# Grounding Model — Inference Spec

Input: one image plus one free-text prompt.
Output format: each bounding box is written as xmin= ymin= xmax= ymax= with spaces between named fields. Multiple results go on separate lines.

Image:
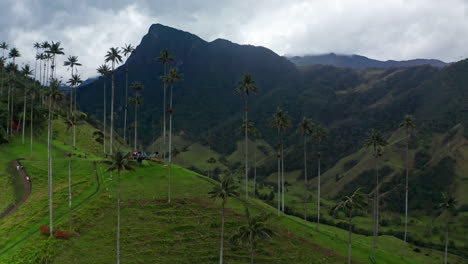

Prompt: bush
xmin=54 ymin=229 xmax=68 ymax=240
xmin=39 ymin=225 xmax=50 ymax=236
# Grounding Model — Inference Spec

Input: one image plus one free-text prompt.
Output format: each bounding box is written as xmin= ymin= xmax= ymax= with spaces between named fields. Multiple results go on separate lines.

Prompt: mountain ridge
xmin=287 ymin=53 xmax=448 ymax=69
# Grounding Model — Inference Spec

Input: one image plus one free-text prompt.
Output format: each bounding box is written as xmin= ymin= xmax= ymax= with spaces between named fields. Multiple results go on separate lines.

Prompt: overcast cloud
xmin=1 ymin=0 xmax=467 ymax=79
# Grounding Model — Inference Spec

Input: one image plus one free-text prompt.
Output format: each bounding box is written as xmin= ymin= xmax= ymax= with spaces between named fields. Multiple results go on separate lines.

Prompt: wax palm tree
xmin=130 ymin=81 xmax=143 ymax=150
xmin=334 ymin=188 xmax=367 ymax=264
xmin=271 ymin=107 xmax=291 ymax=214
xmin=161 ymin=67 xmax=183 ymax=203
xmin=298 ymin=117 xmax=314 ymax=220
xmin=67 ymin=74 xmax=82 ymax=148
xmin=46 ymin=42 xmax=65 ymax=79
xmin=105 ymin=47 xmax=123 ymax=155
xmin=8 ymin=48 xmax=20 ymax=138
xmin=20 ymin=64 xmax=33 ymax=144
xmin=97 ymin=64 xmax=111 ymax=155
xmin=209 ymin=175 xmax=239 ymax=264
xmin=234 ymin=74 xmax=259 ymax=200
xmin=41 ymin=42 xmax=50 ymax=85
xmin=64 ymin=117 xmax=75 ymax=233
xmin=64 ymin=56 xmax=82 ymax=144
xmin=158 ymin=49 xmax=174 ymax=162
xmin=439 ymin=191 xmax=457 ymax=264
xmin=0 ymin=42 xmax=8 ymax=96
xmin=47 ymin=78 xmax=64 ymax=236
xmin=312 ymin=124 xmax=327 ymax=228
xmin=364 ymin=129 xmax=387 ymax=259
xmin=106 ymin=151 xmax=134 ymax=264
xmin=122 ymin=44 xmax=134 ymax=143
xmin=399 ymin=115 xmax=415 ymax=249
xmin=231 ymin=207 xmax=275 ymax=264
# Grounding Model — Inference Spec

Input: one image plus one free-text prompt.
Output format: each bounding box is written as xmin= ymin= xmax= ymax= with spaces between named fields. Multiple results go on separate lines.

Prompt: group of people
xmin=131 ymin=151 xmax=160 ymax=165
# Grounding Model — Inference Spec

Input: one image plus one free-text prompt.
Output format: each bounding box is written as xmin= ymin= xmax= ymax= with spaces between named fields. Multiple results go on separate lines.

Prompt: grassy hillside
xmin=0 ymin=121 xmax=467 ymax=263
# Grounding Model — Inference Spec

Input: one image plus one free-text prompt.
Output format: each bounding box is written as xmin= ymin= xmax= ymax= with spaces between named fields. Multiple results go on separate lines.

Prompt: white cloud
xmin=1 ymin=0 xmax=468 ymax=79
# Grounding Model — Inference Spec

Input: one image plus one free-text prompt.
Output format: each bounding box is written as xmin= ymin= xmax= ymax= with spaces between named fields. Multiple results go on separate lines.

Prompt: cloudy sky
xmin=1 ymin=0 xmax=468 ymax=79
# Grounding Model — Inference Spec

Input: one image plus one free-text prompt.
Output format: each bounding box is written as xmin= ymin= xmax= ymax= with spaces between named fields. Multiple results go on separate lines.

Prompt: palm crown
xmin=271 ymin=107 xmax=291 ymax=131
xmin=234 ymin=74 xmax=258 ymax=97
xmin=67 ymin=74 xmax=83 ymax=87
xmin=64 ymin=55 xmax=82 ymax=69
xmin=122 ymin=44 xmax=135 ymax=57
xmin=298 ymin=117 xmax=314 ymax=136
xmin=105 ymin=47 xmax=123 ymax=68
xmin=158 ymin=49 xmax=174 ymax=65
xmin=106 ymin=151 xmax=134 ymax=173
xmin=8 ymin=48 xmax=20 ymax=60
xmin=365 ymin=129 xmax=387 ymax=156
xmin=209 ymin=175 xmax=239 ymax=204
xmin=21 ymin=64 xmax=33 ymax=77
xmin=97 ymin=64 xmax=111 ymax=76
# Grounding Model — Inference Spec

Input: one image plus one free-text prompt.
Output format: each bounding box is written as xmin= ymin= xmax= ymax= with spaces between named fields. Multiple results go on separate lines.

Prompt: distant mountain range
xmin=286 ymin=53 xmax=448 ymax=69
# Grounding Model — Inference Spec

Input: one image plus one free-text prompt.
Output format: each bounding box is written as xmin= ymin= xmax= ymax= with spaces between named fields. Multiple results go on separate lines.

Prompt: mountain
xmin=287 ymin=53 xmax=448 ymax=69
xmin=77 ymin=23 xmax=467 ymax=183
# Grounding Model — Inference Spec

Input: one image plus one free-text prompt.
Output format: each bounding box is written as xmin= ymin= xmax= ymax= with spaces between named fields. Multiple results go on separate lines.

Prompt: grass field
xmin=0 ymin=120 xmax=467 ymax=263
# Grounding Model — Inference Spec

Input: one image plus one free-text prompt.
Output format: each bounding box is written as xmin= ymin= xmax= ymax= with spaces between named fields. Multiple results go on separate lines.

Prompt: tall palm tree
xmin=232 ymin=207 xmax=275 ymax=264
xmin=271 ymin=107 xmax=291 ymax=214
xmin=64 ymin=117 xmax=75 ymax=233
xmin=0 ymin=42 xmax=8 ymax=96
xmin=161 ymin=67 xmax=183 ymax=203
xmin=67 ymin=74 xmax=82 ymax=148
xmin=439 ymin=191 xmax=457 ymax=264
xmin=130 ymin=82 xmax=143 ymax=150
xmin=106 ymin=151 xmax=134 ymax=264
xmin=64 ymin=55 xmax=82 ymax=147
xmin=312 ymin=124 xmax=327 ymax=228
xmin=105 ymin=47 xmax=123 ymax=155
xmin=31 ymin=42 xmax=41 ymax=155
xmin=334 ymin=188 xmax=367 ymax=264
xmin=122 ymin=44 xmax=134 ymax=143
xmin=21 ymin=64 xmax=33 ymax=144
xmin=47 ymin=78 xmax=64 ymax=236
xmin=41 ymin=42 xmax=50 ymax=85
xmin=158 ymin=49 xmax=174 ymax=162
xmin=234 ymin=74 xmax=259 ymax=200
xmin=8 ymin=48 xmax=20 ymax=138
xmin=252 ymin=128 xmax=261 ymax=198
xmin=399 ymin=115 xmax=415 ymax=249
xmin=209 ymin=175 xmax=239 ymax=264
xmin=46 ymin=42 xmax=65 ymax=80
xmin=97 ymin=64 xmax=111 ymax=155
xmin=365 ymin=129 xmax=387 ymax=259
xmin=297 ymin=117 xmax=314 ymax=220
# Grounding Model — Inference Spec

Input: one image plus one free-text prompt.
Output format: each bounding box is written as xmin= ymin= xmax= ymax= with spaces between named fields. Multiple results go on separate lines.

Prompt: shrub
xmin=54 ymin=229 xmax=68 ymax=240
xmin=39 ymin=225 xmax=50 ymax=236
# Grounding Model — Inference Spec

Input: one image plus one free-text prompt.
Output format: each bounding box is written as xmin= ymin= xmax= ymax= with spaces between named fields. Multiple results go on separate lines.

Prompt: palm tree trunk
xmin=317 ymin=140 xmax=321 ymax=228
xmin=168 ymin=85 xmax=174 ymax=203
xmin=73 ymin=86 xmax=77 ymax=148
xmin=10 ymin=84 xmax=14 ymax=138
xmin=444 ymin=220 xmax=449 ymax=264
xmin=250 ymin=243 xmax=254 ymax=264
xmin=124 ymin=67 xmax=128 ymax=143
xmin=403 ymin=131 xmax=409 ymax=247
xmin=22 ymin=80 xmax=27 ymax=144
xmin=48 ymin=96 xmax=54 ymax=236
xmin=219 ymin=201 xmax=225 ymax=264
xmin=30 ymin=89 xmax=34 ymax=157
xmin=103 ymin=81 xmax=107 ymax=155
xmin=134 ymin=102 xmax=137 ymax=150
xmin=68 ymin=128 xmax=73 ymax=233
xmin=253 ymin=138 xmax=257 ymax=198
xmin=277 ymin=128 xmax=281 ymax=215
xmin=348 ymin=213 xmax=353 ymax=264
xmin=162 ymin=65 xmax=167 ymax=163
xmin=117 ymin=170 xmax=121 ymax=264
xmin=244 ymin=97 xmax=248 ymax=199
xmin=371 ymin=155 xmax=379 ymax=259
xmin=304 ymin=136 xmax=307 ymax=221
xmin=281 ymin=137 xmax=285 ymax=212
xmin=110 ymin=64 xmax=115 ymax=155
xmin=6 ymin=82 xmax=10 ymax=137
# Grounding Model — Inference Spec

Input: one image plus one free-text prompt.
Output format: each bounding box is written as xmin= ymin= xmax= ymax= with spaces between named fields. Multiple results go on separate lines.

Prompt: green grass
xmin=0 ymin=121 xmax=467 ymax=263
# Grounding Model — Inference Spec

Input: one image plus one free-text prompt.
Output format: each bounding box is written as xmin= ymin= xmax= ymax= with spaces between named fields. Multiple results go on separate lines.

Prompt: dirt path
xmin=0 ymin=159 xmax=32 ymax=219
